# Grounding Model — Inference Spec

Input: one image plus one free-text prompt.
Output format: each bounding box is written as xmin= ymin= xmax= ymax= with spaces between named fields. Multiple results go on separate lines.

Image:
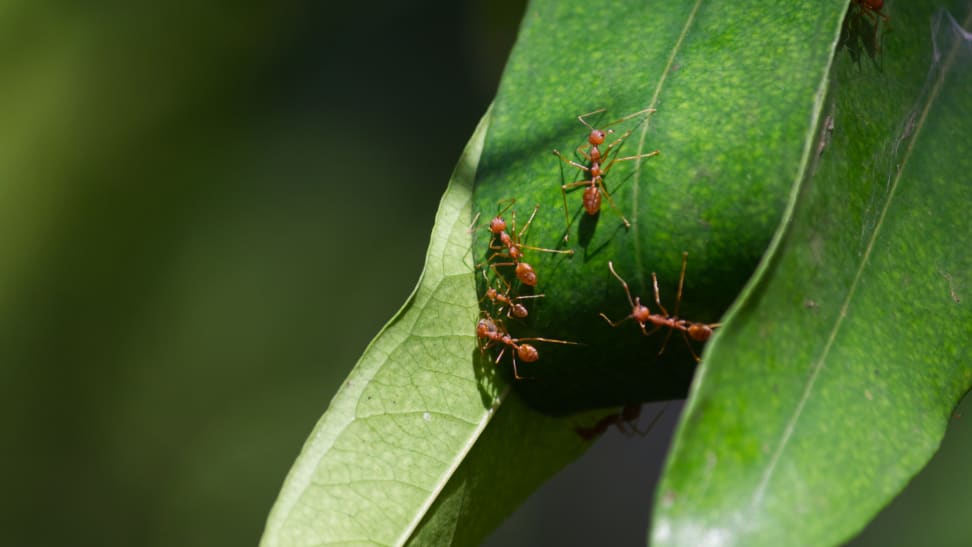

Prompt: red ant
xmin=575 ymin=403 xmax=668 ymax=440
xmin=479 ymin=270 xmax=544 ymax=319
xmin=599 ymin=252 xmax=720 ymax=361
xmin=553 ymin=108 xmax=659 ymax=240
xmin=475 ymin=200 xmax=572 ymax=287
xmin=476 ymin=314 xmax=578 ymax=379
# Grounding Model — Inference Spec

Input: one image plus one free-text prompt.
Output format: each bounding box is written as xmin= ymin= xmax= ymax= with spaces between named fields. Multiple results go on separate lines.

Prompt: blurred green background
xmin=4 ymin=2 xmax=970 ymax=546
xmin=0 ymin=1 xmax=522 ymax=545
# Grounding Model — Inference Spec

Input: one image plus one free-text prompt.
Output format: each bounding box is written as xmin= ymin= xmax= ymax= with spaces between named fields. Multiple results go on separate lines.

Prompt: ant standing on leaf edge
xmin=470 ymin=199 xmax=578 ymax=381
xmin=475 ymin=312 xmax=580 ymax=381
xmin=471 ymin=198 xmax=573 ymax=289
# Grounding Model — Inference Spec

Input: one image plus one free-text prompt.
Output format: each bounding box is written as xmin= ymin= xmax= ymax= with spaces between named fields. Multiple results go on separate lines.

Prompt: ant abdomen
xmin=517 ymin=344 xmax=539 ymax=363
xmin=515 ymin=263 xmax=537 ymax=286
xmin=687 ymin=324 xmax=713 ymax=342
xmin=582 ymin=186 xmax=601 ymax=215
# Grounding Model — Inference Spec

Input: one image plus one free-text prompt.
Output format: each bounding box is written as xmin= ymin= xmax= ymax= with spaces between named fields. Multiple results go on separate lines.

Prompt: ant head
xmin=476 ymin=318 xmax=497 ymax=339
xmin=687 ymin=323 xmax=713 ymax=342
xmin=516 ymin=262 xmax=537 ymax=286
xmin=589 ymin=129 xmax=607 ymax=145
xmin=517 ymin=343 xmax=539 ymax=363
xmin=632 ymin=304 xmax=652 ymax=324
xmin=489 ymin=216 xmax=506 ymax=234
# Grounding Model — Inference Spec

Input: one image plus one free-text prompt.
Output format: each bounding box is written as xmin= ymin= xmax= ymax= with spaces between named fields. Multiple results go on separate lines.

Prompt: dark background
xmin=1 ymin=1 xmax=522 ymax=545
xmin=3 ymin=1 xmax=969 ymax=546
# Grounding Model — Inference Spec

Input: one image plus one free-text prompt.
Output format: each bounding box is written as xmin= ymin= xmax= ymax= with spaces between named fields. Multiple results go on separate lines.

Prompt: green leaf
xmin=472 ymin=0 xmax=849 ymax=413
xmin=266 ymin=0 xmax=971 ymax=545
xmin=849 ymin=393 xmax=972 ymax=546
xmin=260 ymin=109 xmax=609 ymax=547
xmin=260 ymin=114 xmax=492 ymax=546
xmin=654 ymin=3 xmax=972 ymax=546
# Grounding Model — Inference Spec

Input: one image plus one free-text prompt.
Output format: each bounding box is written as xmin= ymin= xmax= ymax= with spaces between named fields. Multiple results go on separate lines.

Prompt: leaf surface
xmin=472 ymin=0 xmax=846 ymax=413
xmin=261 ymin=115 xmax=496 ymax=546
xmin=654 ymin=4 xmax=972 ymax=546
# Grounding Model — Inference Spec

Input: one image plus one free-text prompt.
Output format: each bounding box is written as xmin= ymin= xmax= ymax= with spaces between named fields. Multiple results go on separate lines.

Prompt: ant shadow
xmin=576 ymin=213 xmax=628 ymax=262
xmin=838 ymin=6 xmax=887 ymax=70
xmin=471 ymin=346 xmax=506 ymax=409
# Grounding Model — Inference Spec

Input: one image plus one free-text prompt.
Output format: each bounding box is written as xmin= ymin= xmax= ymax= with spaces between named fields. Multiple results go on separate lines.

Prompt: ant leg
xmin=515 ymin=337 xmax=581 ymax=347
xmin=515 ymin=204 xmax=540 ymax=238
xmin=601 ymin=109 xmax=656 ymax=155
xmin=601 ymin=150 xmax=660 ymax=175
xmin=553 ymin=149 xmax=592 ymax=174
xmin=515 ymin=205 xmax=574 ymax=256
xmin=603 ymin=107 xmax=656 ymax=129
xmin=520 ymin=243 xmax=574 ymax=256
xmin=576 ymin=108 xmax=607 ymax=129
xmin=510 ymin=351 xmax=523 ymax=380
xmin=561 ymin=184 xmax=574 ymax=242
xmin=482 ymin=250 xmax=512 ymax=265
xmin=650 ymin=272 xmax=671 ymax=317
xmin=493 ymin=344 xmax=507 ymax=365
xmin=485 ymin=261 xmax=516 ymax=278
xmin=681 ymin=331 xmax=702 ymax=362
xmin=657 ymin=328 xmax=675 ymax=357
xmin=599 ymin=312 xmax=632 ymax=328
xmin=467 ymin=212 xmax=482 ymax=234
xmin=595 ymin=177 xmax=631 ymax=228
xmin=643 ymin=322 xmax=663 ymax=338
xmin=495 ymin=197 xmax=517 ymax=217
xmin=607 ymin=261 xmax=638 ymax=310
xmin=602 ymin=127 xmax=636 ymax=156
xmin=574 ymin=142 xmax=594 ymax=162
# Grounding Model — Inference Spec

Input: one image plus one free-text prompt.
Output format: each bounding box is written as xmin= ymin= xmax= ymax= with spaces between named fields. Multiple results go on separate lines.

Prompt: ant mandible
xmin=476 ymin=314 xmax=578 ymax=380
xmin=553 ymin=108 xmax=659 ymax=241
xmin=599 ymin=252 xmax=720 ymax=361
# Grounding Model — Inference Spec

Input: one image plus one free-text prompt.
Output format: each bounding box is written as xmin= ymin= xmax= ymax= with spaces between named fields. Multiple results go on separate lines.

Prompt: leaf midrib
xmin=630 ymin=0 xmax=705 ymax=285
